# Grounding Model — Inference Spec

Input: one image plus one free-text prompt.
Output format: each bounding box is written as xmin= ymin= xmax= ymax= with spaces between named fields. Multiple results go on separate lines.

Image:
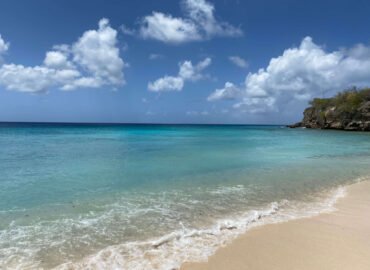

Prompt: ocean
xmin=1 ymin=123 xmax=370 ymax=269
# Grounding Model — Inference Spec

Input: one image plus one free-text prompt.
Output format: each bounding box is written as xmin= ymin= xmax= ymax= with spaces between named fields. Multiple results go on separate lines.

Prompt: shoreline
xmin=181 ymin=180 xmax=370 ymax=270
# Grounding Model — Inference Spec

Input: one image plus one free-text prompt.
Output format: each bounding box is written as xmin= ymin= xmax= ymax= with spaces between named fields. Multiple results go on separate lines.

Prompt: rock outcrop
xmin=289 ymin=88 xmax=370 ymax=131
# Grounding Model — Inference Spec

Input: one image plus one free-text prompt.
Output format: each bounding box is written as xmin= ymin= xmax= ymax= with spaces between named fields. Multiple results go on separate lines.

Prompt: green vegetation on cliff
xmin=290 ymin=87 xmax=370 ymax=131
xmin=310 ymin=88 xmax=370 ymax=114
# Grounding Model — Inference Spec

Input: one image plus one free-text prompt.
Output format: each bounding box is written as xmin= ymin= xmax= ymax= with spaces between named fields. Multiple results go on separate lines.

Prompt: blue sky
xmin=0 ymin=0 xmax=369 ymax=124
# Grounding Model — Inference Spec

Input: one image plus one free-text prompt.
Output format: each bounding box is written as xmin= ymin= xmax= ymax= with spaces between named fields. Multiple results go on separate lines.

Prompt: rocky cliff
xmin=289 ymin=88 xmax=370 ymax=131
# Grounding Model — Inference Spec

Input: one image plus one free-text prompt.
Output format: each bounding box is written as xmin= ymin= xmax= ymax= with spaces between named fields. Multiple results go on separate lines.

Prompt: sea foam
xmin=52 ymin=186 xmax=347 ymax=270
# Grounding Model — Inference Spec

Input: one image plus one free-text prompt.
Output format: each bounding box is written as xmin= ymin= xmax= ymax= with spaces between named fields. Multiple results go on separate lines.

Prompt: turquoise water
xmin=1 ymin=124 xmax=370 ymax=269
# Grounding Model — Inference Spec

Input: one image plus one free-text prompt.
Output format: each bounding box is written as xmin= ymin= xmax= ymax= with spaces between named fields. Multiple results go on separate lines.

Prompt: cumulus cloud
xmin=148 ymin=57 xmax=211 ymax=92
xmin=0 ymin=34 xmax=9 ymax=62
xmin=207 ymin=82 xmax=242 ymax=101
xmin=140 ymin=12 xmax=201 ymax=44
xmin=70 ymin=18 xmax=124 ymax=89
xmin=178 ymin=57 xmax=211 ymax=80
xmin=138 ymin=0 xmax=242 ymax=44
xmin=0 ymin=64 xmax=80 ymax=93
xmin=229 ymin=56 xmax=248 ymax=68
xmin=233 ymin=96 xmax=277 ymax=114
xmin=44 ymin=50 xmax=74 ymax=69
xmin=148 ymin=76 xmax=184 ymax=92
xmin=0 ymin=18 xmax=125 ymax=93
xmin=0 ymin=35 xmax=9 ymax=52
xmin=209 ymin=37 xmax=370 ymax=113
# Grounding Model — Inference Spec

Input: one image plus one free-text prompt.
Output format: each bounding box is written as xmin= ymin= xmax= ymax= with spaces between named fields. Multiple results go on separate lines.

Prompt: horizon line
xmin=0 ymin=121 xmax=286 ymax=126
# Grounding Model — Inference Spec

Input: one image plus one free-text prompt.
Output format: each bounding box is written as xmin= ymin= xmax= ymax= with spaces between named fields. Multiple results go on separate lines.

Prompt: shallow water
xmin=1 ymin=124 xmax=370 ymax=269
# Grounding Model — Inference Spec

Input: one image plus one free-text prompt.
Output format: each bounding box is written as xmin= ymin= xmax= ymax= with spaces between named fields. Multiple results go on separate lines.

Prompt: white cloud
xmin=0 ymin=34 xmax=9 ymax=54
xmin=140 ymin=12 xmax=201 ymax=44
xmin=71 ymin=18 xmax=124 ymax=87
xmin=0 ymin=34 xmax=9 ymax=63
xmin=184 ymin=0 xmax=242 ymax=37
xmin=233 ymin=96 xmax=277 ymax=114
xmin=138 ymin=0 xmax=242 ymax=44
xmin=0 ymin=64 xmax=80 ymax=93
xmin=0 ymin=18 xmax=125 ymax=93
xmin=44 ymin=50 xmax=74 ymax=69
xmin=178 ymin=57 xmax=211 ymax=80
xmin=207 ymin=82 xmax=242 ymax=101
xmin=229 ymin=56 xmax=248 ymax=68
xmin=209 ymin=37 xmax=370 ymax=113
xmin=148 ymin=76 xmax=184 ymax=92
xmin=148 ymin=57 xmax=211 ymax=92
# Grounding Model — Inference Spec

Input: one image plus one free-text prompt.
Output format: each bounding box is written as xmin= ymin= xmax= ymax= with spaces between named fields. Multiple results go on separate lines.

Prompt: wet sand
xmin=182 ymin=180 xmax=370 ymax=270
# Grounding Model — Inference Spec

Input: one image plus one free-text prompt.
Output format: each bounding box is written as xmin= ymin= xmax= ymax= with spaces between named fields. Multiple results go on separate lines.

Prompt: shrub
xmin=309 ymin=87 xmax=370 ymax=114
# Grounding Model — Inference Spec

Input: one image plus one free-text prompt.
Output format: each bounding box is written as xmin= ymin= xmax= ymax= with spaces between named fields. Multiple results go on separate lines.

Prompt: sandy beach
xmin=182 ymin=180 xmax=370 ymax=270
